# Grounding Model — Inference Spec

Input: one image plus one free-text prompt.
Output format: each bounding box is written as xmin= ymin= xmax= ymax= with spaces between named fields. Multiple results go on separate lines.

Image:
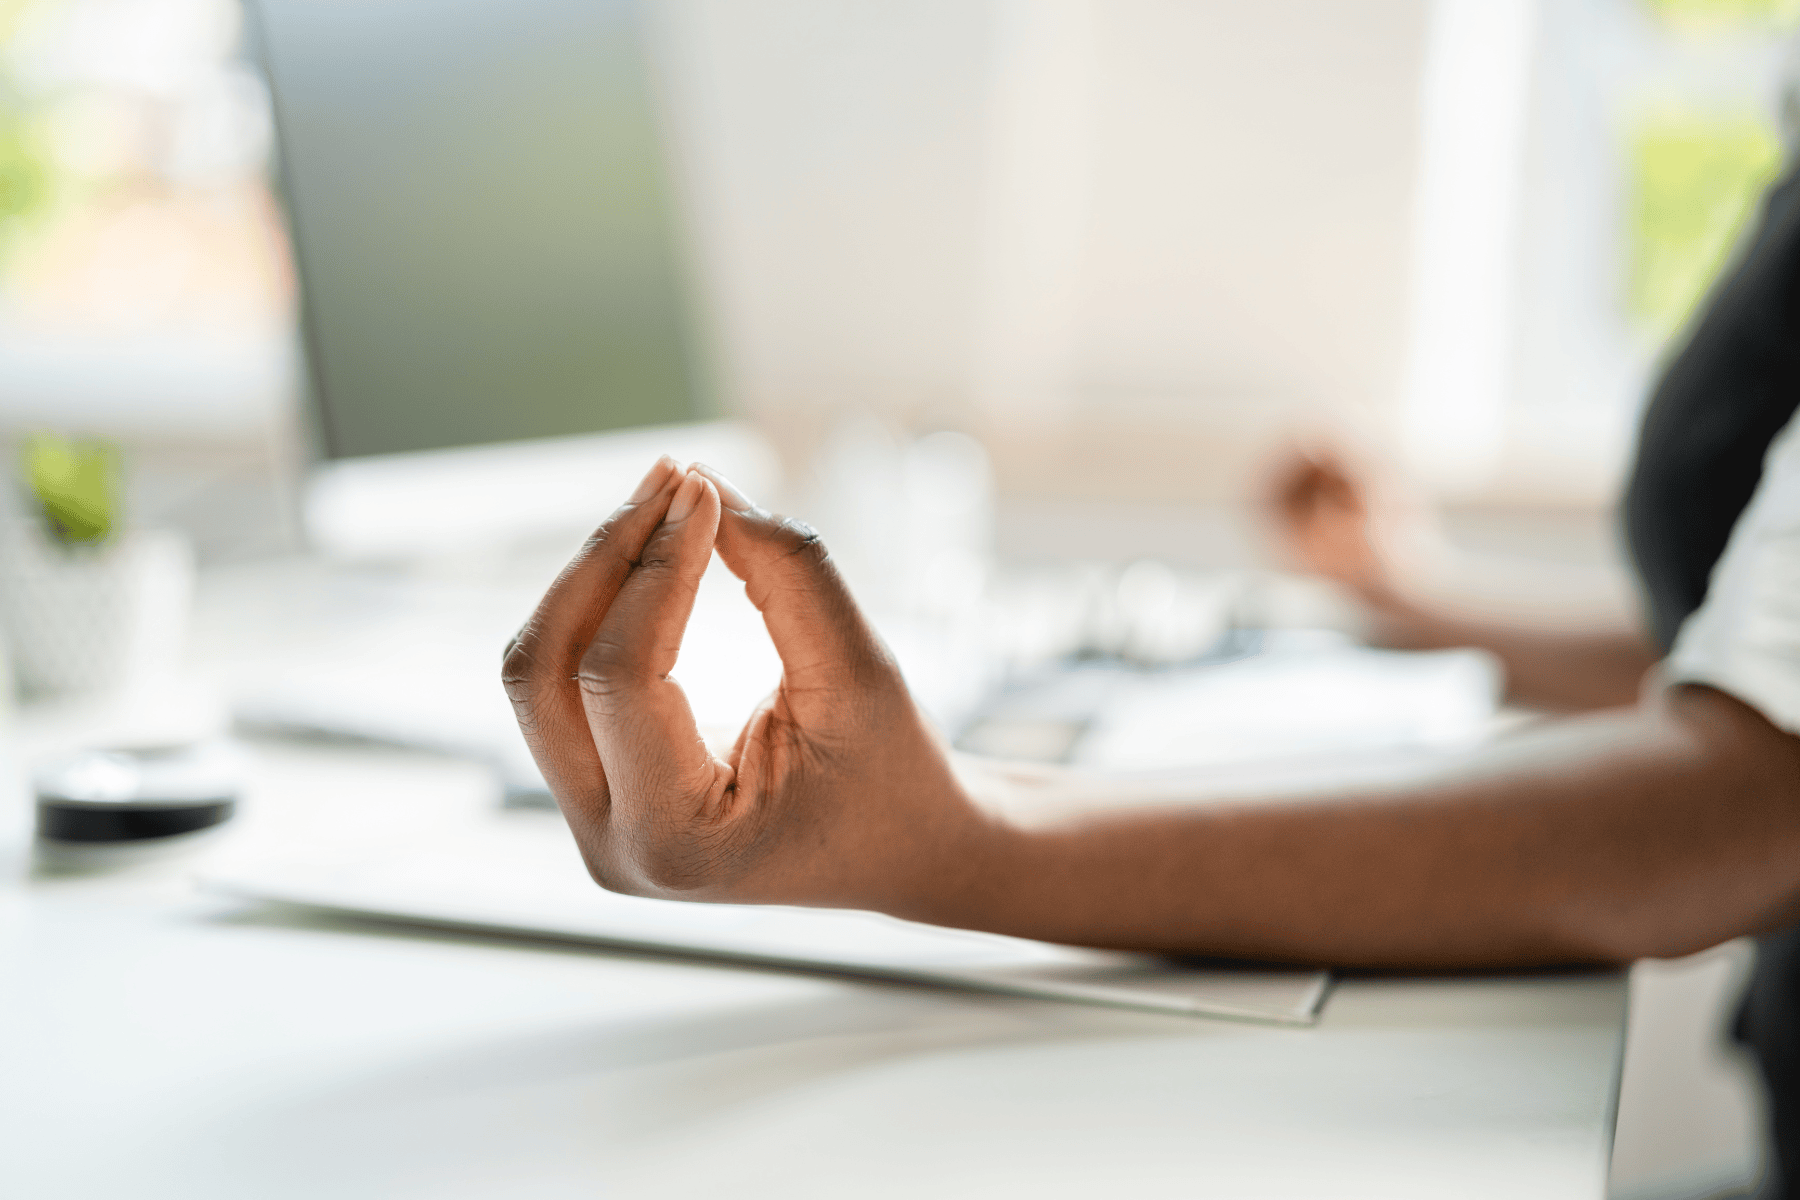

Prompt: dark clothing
xmin=1625 ymin=166 xmax=1800 ymax=651
xmin=1623 ymin=163 xmax=1800 ymax=1198
xmin=1743 ymin=927 xmax=1800 ymax=1200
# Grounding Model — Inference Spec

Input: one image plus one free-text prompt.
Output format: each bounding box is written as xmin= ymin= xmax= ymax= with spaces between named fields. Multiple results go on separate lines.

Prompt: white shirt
xmin=1667 ymin=409 xmax=1800 ymax=733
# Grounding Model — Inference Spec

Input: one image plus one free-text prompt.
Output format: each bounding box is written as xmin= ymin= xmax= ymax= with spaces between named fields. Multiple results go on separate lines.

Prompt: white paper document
xmin=201 ymin=818 xmax=1329 ymax=1026
xmin=1076 ymin=642 xmax=1501 ymax=772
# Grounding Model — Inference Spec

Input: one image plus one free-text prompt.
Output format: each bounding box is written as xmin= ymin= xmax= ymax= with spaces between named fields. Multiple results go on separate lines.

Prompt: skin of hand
xmin=507 ymin=458 xmax=1800 ymax=969
xmin=1266 ymin=444 xmax=1659 ymax=711
xmin=1266 ymin=446 xmax=1395 ymax=601
xmin=501 ymin=457 xmax=1007 ymax=917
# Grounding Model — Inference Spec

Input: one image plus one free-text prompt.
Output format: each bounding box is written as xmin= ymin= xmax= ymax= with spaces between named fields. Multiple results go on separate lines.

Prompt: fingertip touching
xmin=629 ymin=455 xmax=680 ymax=505
xmin=629 ymin=467 xmax=720 ymax=590
xmin=576 ymin=470 xmax=721 ymax=728
xmin=692 ymin=462 xmax=760 ymax=515
xmin=682 ymin=466 xmax=879 ymax=688
xmin=664 ymin=466 xmax=713 ymax=525
xmin=503 ymin=454 xmax=686 ymax=686
xmin=679 ymin=465 xmax=832 ymax=587
xmin=688 ymin=462 xmax=796 ymax=573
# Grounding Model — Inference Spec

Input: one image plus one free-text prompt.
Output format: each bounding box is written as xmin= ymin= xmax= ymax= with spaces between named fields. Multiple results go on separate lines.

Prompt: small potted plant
xmin=0 ymin=434 xmax=192 ymax=699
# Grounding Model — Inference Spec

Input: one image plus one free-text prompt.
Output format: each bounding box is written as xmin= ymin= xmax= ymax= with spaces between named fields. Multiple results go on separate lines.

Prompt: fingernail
xmin=694 ymin=462 xmax=754 ymax=512
xmin=665 ymin=468 xmax=707 ymax=522
xmin=629 ymin=456 xmax=676 ymax=504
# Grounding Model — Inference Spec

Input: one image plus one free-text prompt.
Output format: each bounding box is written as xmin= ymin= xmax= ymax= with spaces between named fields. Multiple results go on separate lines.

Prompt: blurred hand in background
xmin=1266 ymin=445 xmax=1400 ymax=604
xmin=1264 ymin=439 xmax=1658 ymax=713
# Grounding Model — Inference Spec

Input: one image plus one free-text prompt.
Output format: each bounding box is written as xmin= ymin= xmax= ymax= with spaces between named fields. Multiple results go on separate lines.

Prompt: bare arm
xmin=507 ymin=462 xmax=1800 ymax=972
xmin=1359 ymin=587 xmax=1659 ymax=713
xmin=942 ymin=682 xmax=1800 ymax=967
xmin=1268 ymin=449 xmax=1659 ymax=711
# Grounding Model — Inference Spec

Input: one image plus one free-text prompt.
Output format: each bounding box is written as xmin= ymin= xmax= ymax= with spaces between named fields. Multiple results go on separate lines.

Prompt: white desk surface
xmin=1 ymin=558 xmax=1626 ymax=1197
xmin=1 ymin=736 xmax=1627 ymax=1200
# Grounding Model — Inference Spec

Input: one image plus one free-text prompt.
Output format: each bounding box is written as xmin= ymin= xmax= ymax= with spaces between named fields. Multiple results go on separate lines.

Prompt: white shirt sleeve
xmin=1667 ymin=410 xmax=1800 ymax=735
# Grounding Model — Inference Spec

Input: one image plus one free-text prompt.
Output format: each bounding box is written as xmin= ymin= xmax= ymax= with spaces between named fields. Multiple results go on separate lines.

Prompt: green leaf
xmin=22 ymin=433 xmax=120 ymax=546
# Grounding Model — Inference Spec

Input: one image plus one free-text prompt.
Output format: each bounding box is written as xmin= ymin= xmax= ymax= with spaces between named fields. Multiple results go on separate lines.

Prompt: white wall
xmin=656 ymin=0 xmax=1435 ymax=501
xmin=1072 ymin=1 xmax=1426 ymax=420
xmin=653 ymin=0 xmax=998 ymax=422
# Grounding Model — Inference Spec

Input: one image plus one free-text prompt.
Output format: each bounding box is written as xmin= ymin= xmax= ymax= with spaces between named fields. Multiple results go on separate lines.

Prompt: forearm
xmin=1363 ymin=587 xmax=1659 ymax=712
xmin=934 ymin=686 xmax=1800 ymax=968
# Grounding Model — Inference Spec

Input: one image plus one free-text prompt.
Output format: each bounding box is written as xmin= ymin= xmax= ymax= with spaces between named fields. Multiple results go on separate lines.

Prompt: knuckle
xmin=633 ymin=522 xmax=687 ymax=573
xmin=501 ymin=630 xmax=545 ymax=694
xmin=774 ymin=518 xmax=829 ymax=567
xmin=575 ymin=635 xmax=647 ymax=701
xmin=582 ymin=511 xmax=628 ymax=552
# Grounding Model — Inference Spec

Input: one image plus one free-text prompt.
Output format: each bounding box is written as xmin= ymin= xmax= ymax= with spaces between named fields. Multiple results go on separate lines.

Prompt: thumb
xmin=691 ymin=463 xmax=898 ymax=692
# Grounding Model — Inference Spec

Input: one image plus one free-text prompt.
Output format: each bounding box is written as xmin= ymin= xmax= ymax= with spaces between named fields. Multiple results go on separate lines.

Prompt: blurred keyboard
xmin=211 ymin=557 xmax=1502 ymax=806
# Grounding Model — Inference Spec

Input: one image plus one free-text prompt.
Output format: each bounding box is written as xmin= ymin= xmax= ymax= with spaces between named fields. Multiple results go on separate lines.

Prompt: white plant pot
xmin=0 ymin=523 xmax=194 ymax=700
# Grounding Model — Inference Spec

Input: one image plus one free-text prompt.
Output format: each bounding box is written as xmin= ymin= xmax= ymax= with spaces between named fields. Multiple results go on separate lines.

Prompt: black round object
xmin=36 ymin=798 xmax=236 ymax=843
xmin=33 ymin=744 xmax=242 ymax=845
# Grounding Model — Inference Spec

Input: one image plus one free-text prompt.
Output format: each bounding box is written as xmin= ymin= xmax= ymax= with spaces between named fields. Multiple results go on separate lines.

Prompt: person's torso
xmin=1622 ymin=161 xmax=1800 ymax=1200
xmin=1625 ymin=167 xmax=1800 ymax=649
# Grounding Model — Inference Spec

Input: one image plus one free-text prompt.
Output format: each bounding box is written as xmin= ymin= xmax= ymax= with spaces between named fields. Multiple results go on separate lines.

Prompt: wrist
xmin=885 ymin=799 xmax=1036 ymax=934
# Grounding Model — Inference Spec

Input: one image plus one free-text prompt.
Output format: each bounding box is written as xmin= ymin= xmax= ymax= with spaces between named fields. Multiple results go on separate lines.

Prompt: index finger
xmin=501 ymin=456 xmax=684 ymax=812
xmin=579 ymin=469 xmax=728 ymax=843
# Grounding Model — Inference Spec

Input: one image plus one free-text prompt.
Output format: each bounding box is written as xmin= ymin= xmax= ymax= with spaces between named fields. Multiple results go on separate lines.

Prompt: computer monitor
xmin=250 ymin=0 xmax=770 ymax=558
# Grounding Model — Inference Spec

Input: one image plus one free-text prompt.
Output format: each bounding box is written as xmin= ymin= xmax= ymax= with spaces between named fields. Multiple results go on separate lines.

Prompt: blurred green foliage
xmin=0 ymin=114 xmax=46 ymax=225
xmin=1644 ymin=0 xmax=1800 ymax=25
xmin=1628 ymin=114 xmax=1783 ymax=338
xmin=0 ymin=0 xmax=50 ymax=259
xmin=23 ymin=433 xmax=121 ymax=546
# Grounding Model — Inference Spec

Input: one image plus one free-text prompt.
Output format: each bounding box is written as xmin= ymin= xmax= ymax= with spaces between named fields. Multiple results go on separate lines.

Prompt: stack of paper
xmin=202 ymin=816 xmax=1329 ymax=1025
